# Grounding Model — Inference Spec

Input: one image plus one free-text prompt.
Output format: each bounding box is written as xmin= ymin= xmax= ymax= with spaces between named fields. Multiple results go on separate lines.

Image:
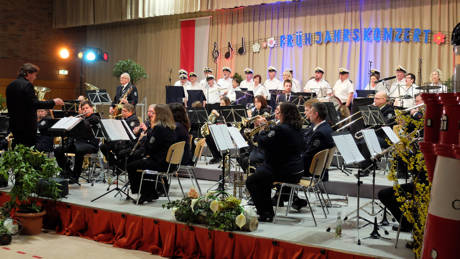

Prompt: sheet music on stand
xmin=332 ymin=132 xmax=365 ymax=165
xmin=227 ymin=126 xmax=249 ymax=149
xmin=50 ymin=117 xmax=83 ymax=132
xmin=361 ymin=129 xmax=382 ymax=158
xmin=100 ymin=119 xmax=133 ymax=141
xmin=209 ymin=124 xmax=234 ymax=152
xmin=87 ymin=90 xmax=112 ymax=105
xmin=381 ymin=126 xmax=400 ymax=144
xmin=121 ymin=120 xmax=136 ymax=140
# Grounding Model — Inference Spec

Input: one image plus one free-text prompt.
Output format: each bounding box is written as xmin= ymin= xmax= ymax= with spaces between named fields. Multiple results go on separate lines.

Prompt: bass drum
xmin=319 ymin=95 xmax=350 ymax=119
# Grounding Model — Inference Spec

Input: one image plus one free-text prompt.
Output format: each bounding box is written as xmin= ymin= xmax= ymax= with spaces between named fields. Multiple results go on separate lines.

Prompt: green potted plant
xmin=112 ymin=59 xmax=147 ymax=84
xmin=0 ymin=145 xmax=62 ymax=235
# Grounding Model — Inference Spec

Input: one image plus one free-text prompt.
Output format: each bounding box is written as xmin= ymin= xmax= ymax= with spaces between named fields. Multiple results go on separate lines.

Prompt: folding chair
xmin=179 ymin=138 xmax=206 ymax=195
xmin=137 ymin=141 xmax=185 ymax=204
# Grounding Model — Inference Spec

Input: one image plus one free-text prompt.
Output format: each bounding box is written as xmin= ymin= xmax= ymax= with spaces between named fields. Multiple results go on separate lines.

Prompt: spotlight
xmin=77 ymin=51 xmax=83 ymax=59
xmin=85 ymin=51 xmax=96 ymax=62
xmin=59 ymin=48 xmax=70 ymax=59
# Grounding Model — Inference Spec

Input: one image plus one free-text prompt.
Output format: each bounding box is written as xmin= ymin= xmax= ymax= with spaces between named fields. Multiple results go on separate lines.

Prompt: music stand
xmin=235 ymin=91 xmax=254 ymax=106
xmin=218 ymin=105 xmax=247 ymax=124
xmin=87 ymin=89 xmax=112 ymax=105
xmin=187 ymin=107 xmax=208 ymax=125
xmin=359 ymin=106 xmax=385 ymax=127
xmin=91 ymin=119 xmax=135 ymax=202
xmin=290 ymin=92 xmax=316 ymax=106
xmin=356 ymin=90 xmax=376 ymax=98
xmin=323 ymin=102 xmax=340 ymax=126
xmin=165 ymin=85 xmax=185 ymax=104
xmin=187 ymin=90 xmax=206 ymax=107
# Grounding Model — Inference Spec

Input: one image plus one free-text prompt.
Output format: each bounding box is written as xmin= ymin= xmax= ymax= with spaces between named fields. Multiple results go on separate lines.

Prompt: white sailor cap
xmin=314 ymin=66 xmax=325 ymax=73
xmin=203 ymin=67 xmax=213 ymax=73
xmin=178 ymin=69 xmax=188 ymax=75
xmin=222 ymin=66 xmax=232 ymax=73
xmin=206 ymin=75 xmax=215 ymax=80
xmin=179 ymin=74 xmax=188 ymax=79
xmin=267 ymin=66 xmax=277 ymax=72
xmin=244 ymin=67 xmax=254 ymax=74
xmin=370 ymin=68 xmax=381 ymax=75
xmin=338 ymin=67 xmax=350 ymax=74
xmin=395 ymin=65 xmax=406 ymax=73
xmin=189 ymin=72 xmax=197 ymax=77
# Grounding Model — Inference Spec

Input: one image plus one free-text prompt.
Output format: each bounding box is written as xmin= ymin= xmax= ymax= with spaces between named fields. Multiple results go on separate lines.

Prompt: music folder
xmin=332 ymin=132 xmax=365 ymax=165
xmin=361 ymin=129 xmax=382 ymax=158
xmin=381 ymin=126 xmax=400 ymax=144
xmin=100 ymin=119 xmax=134 ymax=142
xmin=49 ymin=117 xmax=83 ymax=133
xmin=228 ymin=126 xmax=249 ymax=149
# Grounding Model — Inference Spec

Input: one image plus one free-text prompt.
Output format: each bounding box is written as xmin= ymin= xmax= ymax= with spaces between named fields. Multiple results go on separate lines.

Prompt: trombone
xmin=333 ymin=111 xmax=363 ymax=132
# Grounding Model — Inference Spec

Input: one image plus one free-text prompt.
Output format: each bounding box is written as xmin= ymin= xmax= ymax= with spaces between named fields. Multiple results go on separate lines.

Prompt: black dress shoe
xmin=135 ymin=195 xmax=155 ymax=205
xmin=258 ymin=212 xmax=274 ymax=222
xmin=291 ymin=197 xmax=308 ymax=211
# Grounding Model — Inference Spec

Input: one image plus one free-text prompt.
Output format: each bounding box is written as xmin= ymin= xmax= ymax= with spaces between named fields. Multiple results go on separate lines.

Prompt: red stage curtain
xmin=0 ymin=192 xmax=375 ymax=259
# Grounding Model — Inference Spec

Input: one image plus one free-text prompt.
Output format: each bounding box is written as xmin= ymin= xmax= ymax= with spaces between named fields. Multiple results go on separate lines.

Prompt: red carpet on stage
xmin=0 ymin=192 xmax=373 ymax=259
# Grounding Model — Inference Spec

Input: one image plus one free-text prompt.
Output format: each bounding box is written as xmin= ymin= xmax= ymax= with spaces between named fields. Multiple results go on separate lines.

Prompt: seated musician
xmin=100 ymin=103 xmax=140 ymax=170
xmin=127 ymin=104 xmax=177 ymax=204
xmin=36 ymin=109 xmax=54 ymax=152
xmin=302 ymin=102 xmax=334 ymax=181
xmin=169 ymin=103 xmax=192 ymax=165
xmin=54 ymin=101 xmax=101 ymax=184
xmin=249 ymin=95 xmax=271 ymax=118
xmin=373 ymin=91 xmax=395 ymax=148
xmin=246 ymin=102 xmax=304 ymax=222
xmin=276 ymin=79 xmax=293 ymax=103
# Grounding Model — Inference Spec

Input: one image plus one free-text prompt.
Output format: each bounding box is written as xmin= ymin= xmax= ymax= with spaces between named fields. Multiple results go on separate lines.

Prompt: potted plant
xmin=112 ymin=59 xmax=147 ymax=85
xmin=0 ymin=144 xmax=62 ymax=235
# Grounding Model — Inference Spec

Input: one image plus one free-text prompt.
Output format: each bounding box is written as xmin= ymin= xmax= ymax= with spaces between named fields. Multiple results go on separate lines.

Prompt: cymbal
xmin=416 ymin=85 xmax=441 ymax=90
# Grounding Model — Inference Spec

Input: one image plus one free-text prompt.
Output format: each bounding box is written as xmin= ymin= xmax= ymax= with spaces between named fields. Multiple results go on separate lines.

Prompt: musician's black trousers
xmin=127 ymin=158 xmax=163 ymax=197
xmin=378 ymin=183 xmax=413 ymax=230
xmin=246 ymin=165 xmax=302 ymax=216
xmin=205 ymin=135 xmax=222 ymax=160
xmin=54 ymin=140 xmax=98 ymax=179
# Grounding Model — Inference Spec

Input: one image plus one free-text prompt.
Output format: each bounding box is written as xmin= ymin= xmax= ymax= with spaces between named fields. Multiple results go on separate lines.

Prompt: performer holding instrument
xmin=54 ymin=101 xmax=101 ymax=184
xmin=110 ymin=73 xmax=138 ymax=117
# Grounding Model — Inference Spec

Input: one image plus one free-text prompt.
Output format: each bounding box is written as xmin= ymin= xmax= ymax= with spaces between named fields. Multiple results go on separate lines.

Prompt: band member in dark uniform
xmin=127 ymin=104 xmax=176 ymax=204
xmin=374 ymin=91 xmax=395 ymax=125
xmin=250 ymin=95 xmax=272 ymax=117
xmin=36 ymin=109 xmax=55 ymax=152
xmin=54 ymin=101 xmax=100 ymax=184
xmin=302 ymin=102 xmax=335 ymax=180
xmin=100 ymin=103 xmax=140 ymax=170
xmin=6 ymin=63 xmax=64 ymax=147
xmin=246 ymin=102 xmax=305 ymax=222
xmin=276 ymin=80 xmax=294 ymax=104
xmin=169 ymin=103 xmax=192 ymax=165
xmin=110 ymin=72 xmax=138 ymax=116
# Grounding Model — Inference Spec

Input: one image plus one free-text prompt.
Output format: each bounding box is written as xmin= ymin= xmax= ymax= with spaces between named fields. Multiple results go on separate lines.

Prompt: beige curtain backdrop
xmin=53 ymin=0 xmax=289 ymax=28
xmin=83 ymin=0 xmax=459 ymax=106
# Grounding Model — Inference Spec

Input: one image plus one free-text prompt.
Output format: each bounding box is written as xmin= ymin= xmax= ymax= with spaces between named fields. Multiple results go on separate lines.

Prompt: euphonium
xmin=34 ymin=86 xmax=51 ymax=101
xmin=200 ymin=110 xmax=219 ymax=137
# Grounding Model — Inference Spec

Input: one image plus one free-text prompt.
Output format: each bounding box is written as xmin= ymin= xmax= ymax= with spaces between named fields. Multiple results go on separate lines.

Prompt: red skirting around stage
xmin=0 ymin=192 xmax=373 ymax=259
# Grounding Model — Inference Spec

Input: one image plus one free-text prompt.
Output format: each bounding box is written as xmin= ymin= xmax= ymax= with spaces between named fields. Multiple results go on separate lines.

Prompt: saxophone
xmin=200 ymin=110 xmax=219 ymax=137
xmin=111 ymin=86 xmax=133 ymax=118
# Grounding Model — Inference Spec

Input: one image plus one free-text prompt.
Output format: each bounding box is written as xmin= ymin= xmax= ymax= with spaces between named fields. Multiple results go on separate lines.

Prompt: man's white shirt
xmin=304 ymin=78 xmax=331 ymax=98
xmin=333 ymin=79 xmax=354 ymax=103
xmin=240 ymin=79 xmax=254 ymax=91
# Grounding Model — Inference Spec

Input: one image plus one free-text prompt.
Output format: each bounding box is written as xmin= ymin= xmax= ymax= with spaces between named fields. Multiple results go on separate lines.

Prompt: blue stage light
xmin=84 ymin=51 xmax=96 ymax=61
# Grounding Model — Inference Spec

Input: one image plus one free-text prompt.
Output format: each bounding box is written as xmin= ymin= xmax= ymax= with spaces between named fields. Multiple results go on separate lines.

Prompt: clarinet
xmin=129 ymin=130 xmax=147 ymax=156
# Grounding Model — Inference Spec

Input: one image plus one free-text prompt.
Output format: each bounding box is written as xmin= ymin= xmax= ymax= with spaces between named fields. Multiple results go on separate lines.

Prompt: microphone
xmin=168 ymin=69 xmax=172 ymax=85
xmin=376 ymin=76 xmax=396 ymax=83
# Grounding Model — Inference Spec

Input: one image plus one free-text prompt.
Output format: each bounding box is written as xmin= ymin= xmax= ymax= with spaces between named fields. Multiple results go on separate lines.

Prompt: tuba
xmin=34 ymin=86 xmax=51 ymax=100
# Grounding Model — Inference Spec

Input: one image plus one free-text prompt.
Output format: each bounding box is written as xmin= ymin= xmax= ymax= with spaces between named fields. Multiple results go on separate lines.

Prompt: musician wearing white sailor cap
xmin=240 ymin=67 xmax=255 ymax=91
xmin=217 ymin=67 xmax=234 ymax=101
xmin=389 ymin=65 xmax=407 ymax=98
xmin=304 ymin=66 xmax=331 ymax=98
xmin=204 ymin=75 xmax=221 ymax=107
xmin=332 ymin=68 xmax=354 ymax=109
xmin=174 ymin=73 xmax=191 ymax=106
xmin=264 ymin=66 xmax=282 ymax=91
xmin=188 ymin=72 xmax=201 ymax=89
xmin=200 ymin=67 xmax=213 ymax=89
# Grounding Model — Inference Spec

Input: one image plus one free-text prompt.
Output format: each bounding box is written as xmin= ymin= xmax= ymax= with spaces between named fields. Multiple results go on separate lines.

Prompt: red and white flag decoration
xmin=180 ymin=17 xmax=210 ymax=76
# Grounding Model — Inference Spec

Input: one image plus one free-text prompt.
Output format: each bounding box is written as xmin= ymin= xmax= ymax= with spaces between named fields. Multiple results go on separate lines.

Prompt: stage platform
xmin=1 ymin=170 xmax=413 ymax=259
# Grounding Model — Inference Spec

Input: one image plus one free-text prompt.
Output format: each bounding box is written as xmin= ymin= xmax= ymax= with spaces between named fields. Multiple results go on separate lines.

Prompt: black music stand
xmin=290 ymin=92 xmax=316 ymax=106
xmin=188 ymin=107 xmax=208 ymax=125
xmin=165 ymin=85 xmax=185 ymax=104
xmin=359 ymin=106 xmax=385 ymax=127
xmin=356 ymin=90 xmax=376 ymax=98
xmin=219 ymin=105 xmax=247 ymax=124
xmin=235 ymin=91 xmax=254 ymax=107
xmin=87 ymin=90 xmax=112 ymax=105
xmin=91 ymin=119 xmax=135 ymax=202
xmin=323 ymin=102 xmax=340 ymax=126
xmin=187 ymin=90 xmax=206 ymax=107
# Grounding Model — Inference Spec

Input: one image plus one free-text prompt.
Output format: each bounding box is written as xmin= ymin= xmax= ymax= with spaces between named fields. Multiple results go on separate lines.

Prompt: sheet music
xmin=332 ymin=134 xmax=365 ymax=165
xmin=100 ymin=119 xmax=130 ymax=141
xmin=228 ymin=126 xmax=249 ymax=149
xmin=381 ymin=126 xmax=400 ymax=144
xmin=361 ymin=129 xmax=382 ymax=157
xmin=209 ymin=124 xmax=235 ymax=152
xmin=50 ymin=117 xmax=82 ymax=131
xmin=121 ymin=120 xmax=136 ymax=140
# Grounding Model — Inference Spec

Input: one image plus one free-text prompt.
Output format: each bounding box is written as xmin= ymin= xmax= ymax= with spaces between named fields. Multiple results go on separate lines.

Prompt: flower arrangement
xmin=388 ymin=110 xmax=430 ymax=258
xmin=163 ymin=189 xmax=258 ymax=232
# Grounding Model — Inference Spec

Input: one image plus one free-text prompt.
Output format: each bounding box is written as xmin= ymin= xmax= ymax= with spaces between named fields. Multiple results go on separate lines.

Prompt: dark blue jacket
xmin=303 ymin=121 xmax=334 ymax=175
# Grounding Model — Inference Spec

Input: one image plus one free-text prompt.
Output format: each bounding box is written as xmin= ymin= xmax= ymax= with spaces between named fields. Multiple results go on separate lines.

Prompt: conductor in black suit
xmin=110 ymin=72 xmax=138 ymax=116
xmin=6 ymin=63 xmax=64 ymax=147
xmin=302 ymin=102 xmax=335 ymax=181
